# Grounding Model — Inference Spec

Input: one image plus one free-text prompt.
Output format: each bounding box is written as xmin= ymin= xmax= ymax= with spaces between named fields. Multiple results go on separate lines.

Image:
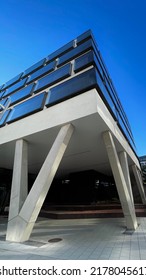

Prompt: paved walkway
xmin=0 ymin=216 xmax=146 ymax=259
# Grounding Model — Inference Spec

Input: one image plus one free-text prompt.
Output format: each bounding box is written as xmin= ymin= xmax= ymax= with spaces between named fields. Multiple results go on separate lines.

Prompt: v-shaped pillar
xmin=132 ymin=164 xmax=146 ymax=205
xmin=6 ymin=123 xmax=74 ymax=242
xmin=103 ymin=131 xmax=138 ymax=230
xmin=119 ymin=151 xmax=134 ymax=206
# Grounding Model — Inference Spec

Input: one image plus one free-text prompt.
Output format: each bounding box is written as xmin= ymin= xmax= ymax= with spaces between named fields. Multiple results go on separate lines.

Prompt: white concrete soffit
xmin=0 ymin=88 xmax=139 ymax=168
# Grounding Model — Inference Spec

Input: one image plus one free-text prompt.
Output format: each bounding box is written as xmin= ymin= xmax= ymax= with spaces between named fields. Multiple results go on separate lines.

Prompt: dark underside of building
xmin=0 ymin=167 xmax=119 ymax=214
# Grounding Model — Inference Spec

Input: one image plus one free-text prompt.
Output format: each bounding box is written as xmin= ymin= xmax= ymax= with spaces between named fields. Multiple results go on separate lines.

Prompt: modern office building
xmin=139 ymin=155 xmax=146 ymax=166
xmin=0 ymin=30 xmax=145 ymax=242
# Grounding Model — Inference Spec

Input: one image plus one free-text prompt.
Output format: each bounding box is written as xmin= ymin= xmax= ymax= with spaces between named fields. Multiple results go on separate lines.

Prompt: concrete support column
xmin=8 ymin=139 xmax=28 ymax=221
xmin=103 ymin=131 xmax=138 ymax=230
xmin=6 ymin=123 xmax=74 ymax=242
xmin=132 ymin=164 xmax=146 ymax=205
xmin=119 ymin=151 xmax=134 ymax=206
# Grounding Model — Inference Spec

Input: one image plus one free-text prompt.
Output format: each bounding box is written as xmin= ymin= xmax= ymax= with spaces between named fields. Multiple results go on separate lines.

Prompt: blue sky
xmin=0 ymin=0 xmax=146 ymax=156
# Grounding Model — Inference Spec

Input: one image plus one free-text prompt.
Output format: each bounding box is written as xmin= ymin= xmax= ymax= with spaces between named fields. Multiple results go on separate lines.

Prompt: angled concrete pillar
xmin=119 ymin=151 xmax=134 ymax=206
xmin=6 ymin=123 xmax=74 ymax=242
xmin=103 ymin=131 xmax=138 ymax=230
xmin=132 ymin=164 xmax=146 ymax=205
xmin=8 ymin=139 xmax=28 ymax=221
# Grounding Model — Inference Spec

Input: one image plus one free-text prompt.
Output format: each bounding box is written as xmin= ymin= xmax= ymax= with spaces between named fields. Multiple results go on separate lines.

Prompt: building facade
xmin=0 ymin=30 xmax=145 ymax=242
xmin=139 ymin=155 xmax=146 ymax=166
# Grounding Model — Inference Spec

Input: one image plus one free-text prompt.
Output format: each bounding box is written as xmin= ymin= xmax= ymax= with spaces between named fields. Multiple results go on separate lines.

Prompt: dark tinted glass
xmin=118 ymin=109 xmax=133 ymax=140
xmin=117 ymin=112 xmax=135 ymax=148
xmin=3 ymin=73 xmax=23 ymax=90
xmin=7 ymin=92 xmax=47 ymax=124
xmin=58 ymin=39 xmax=94 ymax=67
xmin=34 ymin=63 xmax=71 ymax=93
xmin=46 ymin=68 xmax=97 ymax=107
xmin=0 ymin=98 xmax=10 ymax=111
xmin=103 ymin=71 xmax=133 ymax=136
xmin=77 ymin=30 xmax=92 ymax=45
xmin=0 ymin=110 xmax=11 ymax=127
xmin=27 ymin=61 xmax=56 ymax=84
xmin=0 ymin=97 xmax=11 ymax=112
xmin=95 ymin=70 xmax=117 ymax=119
xmin=2 ymin=78 xmax=28 ymax=97
xmin=22 ymin=58 xmax=46 ymax=77
xmin=48 ymin=40 xmax=74 ymax=61
xmin=0 ymin=90 xmax=6 ymax=99
xmin=74 ymin=51 xmax=94 ymax=73
xmin=0 ymin=84 xmax=4 ymax=90
xmin=10 ymin=83 xmax=35 ymax=105
xmin=0 ymin=99 xmax=7 ymax=111
xmin=94 ymin=53 xmax=104 ymax=78
xmin=95 ymin=70 xmax=135 ymax=147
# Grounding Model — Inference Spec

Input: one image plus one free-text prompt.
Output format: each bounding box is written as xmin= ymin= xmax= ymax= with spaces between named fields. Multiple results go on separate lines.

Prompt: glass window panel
xmin=2 ymin=73 xmax=23 ymax=90
xmin=0 ymin=110 xmax=11 ymax=127
xmin=34 ymin=63 xmax=71 ymax=93
xmin=95 ymin=71 xmax=117 ymax=119
xmin=100 ymin=73 xmax=135 ymax=147
xmin=74 ymin=50 xmax=103 ymax=79
xmin=97 ymin=70 xmax=135 ymax=148
xmin=0 ymin=99 xmax=7 ymax=111
xmin=0 ymin=84 xmax=4 ymax=90
xmin=7 ymin=92 xmax=47 ymax=124
xmin=96 ymin=50 xmax=110 ymax=82
xmin=10 ymin=83 xmax=35 ymax=105
xmin=0 ymin=90 xmax=6 ymax=100
xmin=77 ymin=30 xmax=92 ymax=45
xmin=58 ymin=39 xmax=94 ymax=67
xmin=27 ymin=61 xmax=56 ymax=84
xmin=74 ymin=51 xmax=94 ymax=73
xmin=2 ymin=78 xmax=28 ymax=97
xmin=46 ymin=68 xmax=97 ymax=106
xmin=48 ymin=40 xmax=74 ymax=61
xmin=117 ymin=111 xmax=135 ymax=149
xmin=117 ymin=109 xmax=134 ymax=141
xmin=94 ymin=53 xmax=104 ymax=78
xmin=22 ymin=58 xmax=46 ymax=77
xmin=103 ymin=75 xmax=134 ymax=141
xmin=103 ymin=76 xmax=117 ymax=106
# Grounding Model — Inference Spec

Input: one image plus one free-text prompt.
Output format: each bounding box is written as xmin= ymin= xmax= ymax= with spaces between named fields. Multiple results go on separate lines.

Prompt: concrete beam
xmin=103 ymin=131 xmax=138 ymax=230
xmin=6 ymin=123 xmax=74 ymax=242
xmin=132 ymin=164 xmax=146 ymax=205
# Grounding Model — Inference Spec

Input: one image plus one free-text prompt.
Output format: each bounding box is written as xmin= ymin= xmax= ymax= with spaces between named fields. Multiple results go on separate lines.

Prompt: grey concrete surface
xmin=0 ymin=216 xmax=146 ymax=260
